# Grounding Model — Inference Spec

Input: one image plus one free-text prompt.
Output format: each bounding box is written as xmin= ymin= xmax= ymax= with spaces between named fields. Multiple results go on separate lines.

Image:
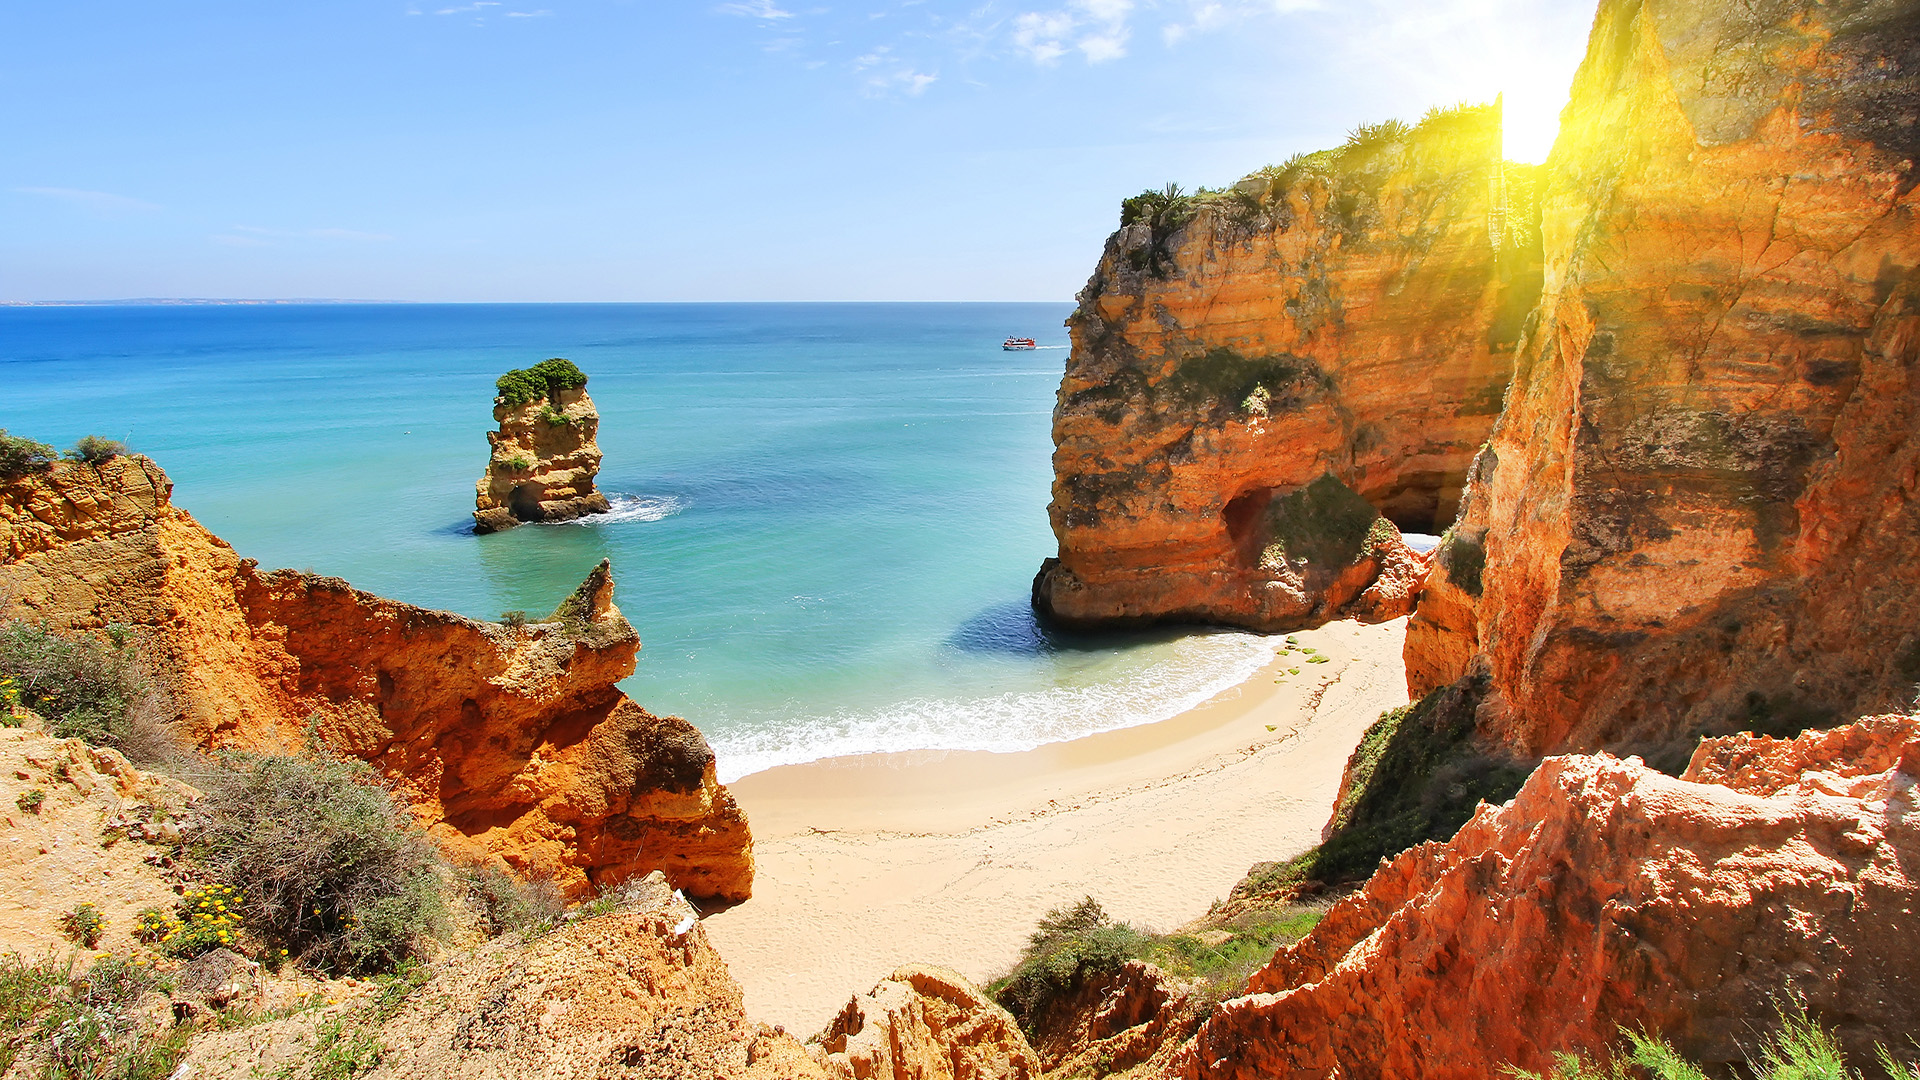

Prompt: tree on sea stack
xmin=473 ymin=358 xmax=612 ymax=533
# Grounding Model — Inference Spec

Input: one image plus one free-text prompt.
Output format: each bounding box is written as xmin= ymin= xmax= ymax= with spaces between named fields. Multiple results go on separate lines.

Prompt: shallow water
xmin=2 ymin=303 xmax=1280 ymax=780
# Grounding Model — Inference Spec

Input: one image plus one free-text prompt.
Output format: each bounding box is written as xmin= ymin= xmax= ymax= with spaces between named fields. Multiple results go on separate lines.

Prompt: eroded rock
xmin=1163 ymin=715 xmax=1920 ymax=1079
xmin=474 ymin=360 xmax=611 ymax=533
xmin=1405 ymin=0 xmax=1920 ymax=758
xmin=0 ymin=459 xmax=752 ymax=903
xmin=1035 ymin=104 xmax=1530 ymax=631
xmin=809 ymin=965 xmax=1040 ymax=1080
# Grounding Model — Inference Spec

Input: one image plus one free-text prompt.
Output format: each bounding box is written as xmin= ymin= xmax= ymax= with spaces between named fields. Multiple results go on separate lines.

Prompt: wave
xmin=569 ymin=493 xmax=686 ymax=525
xmin=708 ymin=632 xmax=1281 ymax=782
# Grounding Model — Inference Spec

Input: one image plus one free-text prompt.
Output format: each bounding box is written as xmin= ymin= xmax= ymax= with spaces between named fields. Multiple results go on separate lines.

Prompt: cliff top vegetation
xmin=1112 ymin=101 xmax=1526 ymax=278
xmin=494 ymin=357 xmax=589 ymax=407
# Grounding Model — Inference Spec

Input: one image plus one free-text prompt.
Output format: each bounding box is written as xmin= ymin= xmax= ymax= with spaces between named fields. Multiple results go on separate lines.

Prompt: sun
xmin=1502 ymin=92 xmax=1567 ymax=165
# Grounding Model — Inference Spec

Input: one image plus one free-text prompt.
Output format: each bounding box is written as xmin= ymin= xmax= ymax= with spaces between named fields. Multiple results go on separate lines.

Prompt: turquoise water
xmin=1 ymin=304 xmax=1278 ymax=780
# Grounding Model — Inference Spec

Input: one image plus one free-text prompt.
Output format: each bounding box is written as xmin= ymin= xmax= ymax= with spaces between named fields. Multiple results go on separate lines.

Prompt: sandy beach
xmin=702 ymin=615 xmax=1413 ymax=1033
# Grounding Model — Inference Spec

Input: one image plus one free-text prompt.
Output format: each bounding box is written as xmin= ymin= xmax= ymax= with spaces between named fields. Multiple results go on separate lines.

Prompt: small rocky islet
xmin=473 ymin=357 xmax=611 ymax=534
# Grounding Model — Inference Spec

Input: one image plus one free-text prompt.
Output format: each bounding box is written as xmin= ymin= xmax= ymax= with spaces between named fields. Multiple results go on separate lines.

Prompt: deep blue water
xmin=1 ymin=303 xmax=1278 ymax=779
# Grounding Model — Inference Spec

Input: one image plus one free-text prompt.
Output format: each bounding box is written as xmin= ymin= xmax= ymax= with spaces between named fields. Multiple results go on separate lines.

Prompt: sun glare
xmin=1502 ymin=93 xmax=1566 ymax=164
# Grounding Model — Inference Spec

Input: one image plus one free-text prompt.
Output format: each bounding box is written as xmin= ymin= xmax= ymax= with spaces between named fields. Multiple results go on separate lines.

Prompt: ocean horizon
xmin=2 ymin=302 xmax=1282 ymax=781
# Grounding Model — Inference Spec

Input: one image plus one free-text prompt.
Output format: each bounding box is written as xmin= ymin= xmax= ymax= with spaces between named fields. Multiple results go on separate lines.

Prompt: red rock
xmin=1406 ymin=0 xmax=1920 ymax=756
xmin=1035 ymin=105 xmax=1531 ymax=631
xmin=1164 ymin=714 xmax=1920 ymax=1079
xmin=0 ymin=457 xmax=752 ymax=903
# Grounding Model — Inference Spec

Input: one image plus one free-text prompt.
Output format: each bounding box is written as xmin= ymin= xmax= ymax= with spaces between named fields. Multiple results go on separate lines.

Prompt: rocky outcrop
xmin=1159 ymin=715 xmax=1920 ymax=1079
xmin=174 ymin=873 xmax=826 ymax=1080
xmin=809 ymin=965 xmax=1041 ymax=1080
xmin=1406 ymin=0 xmax=1920 ymax=757
xmin=474 ymin=359 xmax=611 ymax=534
xmin=0 ymin=457 xmax=752 ymax=903
xmin=1021 ymin=961 xmax=1202 ymax=1080
xmin=1035 ymin=103 xmax=1536 ymax=631
xmin=0 ymin=726 xmax=201 ymax=957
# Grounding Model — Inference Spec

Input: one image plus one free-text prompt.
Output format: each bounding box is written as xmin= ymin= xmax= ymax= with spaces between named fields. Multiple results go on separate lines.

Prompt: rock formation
xmin=1034 ymin=102 xmax=1537 ymax=631
xmin=174 ymin=873 xmax=828 ymax=1080
xmin=809 ymin=965 xmax=1042 ymax=1080
xmin=1405 ymin=0 xmax=1920 ymax=757
xmin=0 ymin=456 xmax=752 ymax=903
xmin=474 ymin=358 xmax=611 ymax=534
xmin=1152 ymin=714 xmax=1920 ymax=1079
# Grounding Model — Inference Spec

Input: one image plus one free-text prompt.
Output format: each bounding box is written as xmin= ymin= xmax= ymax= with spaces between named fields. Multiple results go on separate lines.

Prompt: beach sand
xmin=701 ymin=616 xmax=1413 ymax=1034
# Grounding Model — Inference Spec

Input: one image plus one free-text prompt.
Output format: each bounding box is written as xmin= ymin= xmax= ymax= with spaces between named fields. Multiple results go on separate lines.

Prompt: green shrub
xmin=0 ymin=431 xmax=55 ymax=477
xmin=1508 ymin=1001 xmax=1920 ymax=1080
xmin=991 ymin=896 xmax=1326 ymax=1042
xmin=992 ymin=898 xmax=1146 ymax=1036
xmin=499 ymin=610 xmax=530 ymax=628
xmin=494 ymin=358 xmax=589 ymax=407
xmin=27 ymin=954 xmax=192 ymax=1080
xmin=460 ymin=865 xmax=565 ymax=939
xmin=15 ymin=789 xmax=42 ymax=814
xmin=187 ymin=751 xmax=449 ymax=975
xmin=0 ymin=621 xmax=145 ymax=749
xmin=66 ymin=435 xmax=128 ymax=464
xmin=536 ymin=404 xmax=574 ymax=427
xmin=58 ymin=903 xmax=105 ymax=949
xmin=1231 ymin=676 xmax=1531 ymax=905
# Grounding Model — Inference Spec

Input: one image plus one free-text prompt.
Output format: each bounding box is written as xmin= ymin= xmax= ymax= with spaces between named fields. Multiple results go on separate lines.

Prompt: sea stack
xmin=473 ymin=357 xmax=612 ymax=533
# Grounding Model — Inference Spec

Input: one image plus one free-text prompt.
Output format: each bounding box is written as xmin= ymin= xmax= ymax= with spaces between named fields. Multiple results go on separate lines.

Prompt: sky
xmin=1 ymin=1 xmax=1597 ymax=302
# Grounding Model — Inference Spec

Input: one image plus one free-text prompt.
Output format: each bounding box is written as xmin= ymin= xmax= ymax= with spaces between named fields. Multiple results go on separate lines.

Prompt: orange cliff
xmin=1406 ymin=0 xmax=1920 ymax=759
xmin=474 ymin=358 xmax=612 ymax=534
xmin=1160 ymin=715 xmax=1920 ymax=1079
xmin=0 ymin=454 xmax=751 ymax=903
xmin=1034 ymin=103 xmax=1540 ymax=631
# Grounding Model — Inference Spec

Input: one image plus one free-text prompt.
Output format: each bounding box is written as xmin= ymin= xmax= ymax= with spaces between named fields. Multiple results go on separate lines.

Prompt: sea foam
xmin=708 ymin=631 xmax=1281 ymax=782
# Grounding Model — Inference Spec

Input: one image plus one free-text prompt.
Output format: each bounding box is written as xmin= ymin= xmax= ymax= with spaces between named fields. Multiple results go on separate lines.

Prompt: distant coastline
xmin=0 ymin=297 xmax=404 ymax=306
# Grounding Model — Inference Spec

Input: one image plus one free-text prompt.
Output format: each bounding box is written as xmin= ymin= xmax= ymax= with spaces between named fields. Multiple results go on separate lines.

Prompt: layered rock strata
xmin=1035 ymin=103 xmax=1537 ymax=630
xmin=1406 ymin=0 xmax=1920 ymax=756
xmin=0 ymin=456 xmax=752 ymax=903
xmin=1161 ymin=715 xmax=1920 ymax=1078
xmin=474 ymin=359 xmax=611 ymax=533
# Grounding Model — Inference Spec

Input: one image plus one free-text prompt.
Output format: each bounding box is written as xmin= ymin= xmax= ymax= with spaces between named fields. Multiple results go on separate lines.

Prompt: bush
xmin=495 ymin=358 xmax=589 ymax=407
xmin=187 ymin=751 xmax=449 ymax=975
xmin=0 ymin=621 xmax=145 ymax=749
xmin=460 ymin=864 xmax=566 ymax=939
xmin=992 ymin=898 xmax=1146 ymax=1036
xmin=3 ymin=953 xmax=194 ymax=1080
xmin=0 ymin=431 xmax=56 ymax=477
xmin=15 ymin=790 xmax=42 ymax=814
xmin=991 ymin=896 xmax=1325 ymax=1041
xmin=66 ymin=435 xmax=128 ymax=464
xmin=1508 ymin=1000 xmax=1920 ymax=1079
xmin=58 ymin=903 xmax=106 ymax=948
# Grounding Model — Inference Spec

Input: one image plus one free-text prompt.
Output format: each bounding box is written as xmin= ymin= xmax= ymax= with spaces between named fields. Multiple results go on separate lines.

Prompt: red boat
xmin=1002 ymin=336 xmax=1037 ymax=350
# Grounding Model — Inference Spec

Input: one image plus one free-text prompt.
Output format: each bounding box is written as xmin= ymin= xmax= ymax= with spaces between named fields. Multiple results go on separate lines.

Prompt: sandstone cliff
xmin=1406 ymin=0 xmax=1920 ymax=758
xmin=0 ymin=456 xmax=751 ymax=903
xmin=1153 ymin=714 xmax=1920 ymax=1079
xmin=474 ymin=358 xmax=612 ymax=534
xmin=1034 ymin=103 xmax=1538 ymax=631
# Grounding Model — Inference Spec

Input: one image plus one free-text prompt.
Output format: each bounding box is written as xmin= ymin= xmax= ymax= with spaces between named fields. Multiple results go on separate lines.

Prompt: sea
xmin=0 ymin=303 xmax=1284 ymax=782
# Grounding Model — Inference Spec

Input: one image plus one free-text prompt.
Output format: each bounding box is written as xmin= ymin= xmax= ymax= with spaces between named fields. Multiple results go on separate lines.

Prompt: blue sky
xmin=2 ymin=1 xmax=1595 ymax=302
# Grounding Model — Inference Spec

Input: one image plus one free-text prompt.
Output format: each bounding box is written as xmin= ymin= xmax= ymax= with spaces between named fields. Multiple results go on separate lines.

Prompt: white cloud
xmin=718 ymin=0 xmax=795 ymax=18
xmin=14 ymin=186 xmax=158 ymax=213
xmin=1012 ymin=0 xmax=1132 ymax=64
